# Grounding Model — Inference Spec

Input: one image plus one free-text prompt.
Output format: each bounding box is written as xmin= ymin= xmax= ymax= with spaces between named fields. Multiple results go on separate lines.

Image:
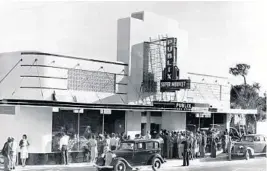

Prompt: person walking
xmin=19 ymin=134 xmax=30 ymax=167
xmin=2 ymin=137 xmax=12 ymax=171
xmin=59 ymin=132 xmax=69 ymax=165
xmin=10 ymin=137 xmax=17 ymax=170
xmin=182 ymin=136 xmax=190 ymax=166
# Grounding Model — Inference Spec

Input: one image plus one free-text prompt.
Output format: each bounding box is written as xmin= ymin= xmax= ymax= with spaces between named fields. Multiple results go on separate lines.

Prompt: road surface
xmin=1 ymin=158 xmax=266 ymax=171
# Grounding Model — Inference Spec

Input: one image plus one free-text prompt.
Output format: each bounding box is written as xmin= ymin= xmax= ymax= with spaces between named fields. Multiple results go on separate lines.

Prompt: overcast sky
xmin=0 ymin=1 xmax=266 ymax=93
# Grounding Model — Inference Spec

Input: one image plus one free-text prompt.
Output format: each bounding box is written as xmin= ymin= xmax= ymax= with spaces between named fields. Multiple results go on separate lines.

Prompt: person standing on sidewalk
xmin=182 ymin=135 xmax=190 ymax=166
xmin=211 ymin=134 xmax=217 ymax=158
xmin=177 ymin=132 xmax=183 ymax=159
xmin=110 ymin=133 xmax=117 ymax=151
xmin=60 ymin=132 xmax=70 ymax=165
xmin=19 ymin=134 xmax=30 ymax=167
xmin=228 ymin=136 xmax=232 ymax=161
xmin=200 ymin=131 xmax=207 ymax=158
xmin=2 ymin=137 xmax=12 ymax=171
xmin=88 ymin=134 xmax=97 ymax=163
xmin=10 ymin=137 xmax=17 ymax=170
xmin=173 ymin=132 xmax=178 ymax=158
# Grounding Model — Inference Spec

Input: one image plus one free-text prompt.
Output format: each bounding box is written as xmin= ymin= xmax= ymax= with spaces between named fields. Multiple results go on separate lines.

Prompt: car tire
xmin=245 ymin=150 xmax=250 ymax=160
xmin=114 ymin=160 xmax=126 ymax=171
xmin=152 ymin=158 xmax=161 ymax=171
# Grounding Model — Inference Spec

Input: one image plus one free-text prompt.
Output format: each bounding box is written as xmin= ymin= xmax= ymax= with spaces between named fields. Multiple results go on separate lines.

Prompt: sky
xmin=0 ymin=1 xmax=266 ymax=94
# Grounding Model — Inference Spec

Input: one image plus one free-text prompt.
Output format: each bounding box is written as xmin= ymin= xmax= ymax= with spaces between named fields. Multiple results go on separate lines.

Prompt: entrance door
xmin=151 ymin=123 xmax=160 ymax=133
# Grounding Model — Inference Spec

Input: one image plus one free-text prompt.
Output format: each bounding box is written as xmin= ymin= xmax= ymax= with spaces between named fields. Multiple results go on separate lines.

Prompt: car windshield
xmin=241 ymin=136 xmax=254 ymax=142
xmin=118 ymin=142 xmax=134 ymax=150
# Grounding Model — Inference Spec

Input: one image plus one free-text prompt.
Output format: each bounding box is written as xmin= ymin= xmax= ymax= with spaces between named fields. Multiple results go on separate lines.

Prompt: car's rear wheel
xmin=114 ymin=161 xmax=126 ymax=171
xmin=152 ymin=158 xmax=161 ymax=171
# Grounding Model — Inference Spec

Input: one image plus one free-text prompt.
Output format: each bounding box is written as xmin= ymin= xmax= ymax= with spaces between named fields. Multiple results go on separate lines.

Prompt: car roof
xmin=122 ymin=139 xmax=159 ymax=143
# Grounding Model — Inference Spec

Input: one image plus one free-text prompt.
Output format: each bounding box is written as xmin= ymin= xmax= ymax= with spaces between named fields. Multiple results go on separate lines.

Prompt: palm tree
xmin=229 ymin=64 xmax=250 ymax=85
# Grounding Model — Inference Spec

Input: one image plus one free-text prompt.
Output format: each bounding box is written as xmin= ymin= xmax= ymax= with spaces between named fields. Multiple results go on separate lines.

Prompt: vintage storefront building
xmin=0 ymin=11 xmax=256 ymax=164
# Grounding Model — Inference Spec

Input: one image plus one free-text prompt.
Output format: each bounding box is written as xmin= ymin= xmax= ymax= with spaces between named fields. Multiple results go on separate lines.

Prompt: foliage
xmin=229 ymin=64 xmax=250 ymax=85
xmin=229 ymin=63 xmax=266 ymax=124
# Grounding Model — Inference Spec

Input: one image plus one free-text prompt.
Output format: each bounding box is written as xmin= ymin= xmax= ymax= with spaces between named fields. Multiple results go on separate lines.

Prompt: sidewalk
xmin=0 ymin=152 xmax=229 ymax=171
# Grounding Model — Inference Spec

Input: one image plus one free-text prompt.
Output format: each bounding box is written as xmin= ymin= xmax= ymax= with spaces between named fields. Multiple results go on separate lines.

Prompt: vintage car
xmin=231 ymin=134 xmax=267 ymax=160
xmin=95 ymin=139 xmax=164 ymax=171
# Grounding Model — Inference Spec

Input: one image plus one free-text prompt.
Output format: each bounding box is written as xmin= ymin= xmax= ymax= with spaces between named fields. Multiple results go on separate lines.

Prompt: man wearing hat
xmin=2 ymin=137 xmax=12 ymax=171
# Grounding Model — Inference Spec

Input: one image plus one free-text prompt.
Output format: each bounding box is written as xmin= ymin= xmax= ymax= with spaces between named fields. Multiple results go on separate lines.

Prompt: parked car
xmin=231 ymin=134 xmax=267 ymax=160
xmin=95 ymin=139 xmax=165 ymax=171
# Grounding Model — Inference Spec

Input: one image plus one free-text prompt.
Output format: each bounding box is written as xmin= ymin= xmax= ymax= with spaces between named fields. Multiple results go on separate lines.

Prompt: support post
xmin=78 ymin=111 xmax=80 ymax=151
xmin=212 ymin=113 xmax=214 ymax=128
xmin=102 ymin=113 xmax=105 ymax=135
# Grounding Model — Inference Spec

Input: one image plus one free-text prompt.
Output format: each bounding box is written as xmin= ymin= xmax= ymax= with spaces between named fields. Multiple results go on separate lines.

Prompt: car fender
xmin=112 ymin=157 xmax=133 ymax=170
xmin=244 ymin=146 xmax=255 ymax=156
xmin=147 ymin=154 xmax=164 ymax=165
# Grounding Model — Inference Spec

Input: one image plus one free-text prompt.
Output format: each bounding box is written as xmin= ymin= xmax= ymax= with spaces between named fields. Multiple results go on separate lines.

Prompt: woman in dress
xmin=88 ymin=134 xmax=97 ymax=163
xmin=19 ymin=134 xmax=30 ymax=167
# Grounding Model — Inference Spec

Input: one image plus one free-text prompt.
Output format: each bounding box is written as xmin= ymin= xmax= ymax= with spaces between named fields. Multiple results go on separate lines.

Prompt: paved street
xmin=154 ymin=158 xmax=267 ymax=171
xmin=2 ymin=157 xmax=265 ymax=171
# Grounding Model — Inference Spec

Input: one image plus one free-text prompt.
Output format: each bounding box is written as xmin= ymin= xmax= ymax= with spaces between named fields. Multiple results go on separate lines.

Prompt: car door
xmin=253 ymin=136 xmax=265 ymax=153
xmin=132 ymin=142 xmax=148 ymax=166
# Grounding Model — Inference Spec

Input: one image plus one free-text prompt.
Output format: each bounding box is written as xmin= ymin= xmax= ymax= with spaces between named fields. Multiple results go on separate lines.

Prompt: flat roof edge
xmin=18 ymin=51 xmax=128 ymax=66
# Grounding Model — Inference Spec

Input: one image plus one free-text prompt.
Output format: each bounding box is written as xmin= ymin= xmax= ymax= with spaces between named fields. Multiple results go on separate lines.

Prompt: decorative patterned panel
xmin=67 ymin=69 xmax=115 ymax=93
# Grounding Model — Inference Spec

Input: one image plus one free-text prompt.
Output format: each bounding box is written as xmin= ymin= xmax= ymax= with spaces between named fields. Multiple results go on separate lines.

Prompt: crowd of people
xmin=1 ymin=126 xmax=233 ymax=170
xmin=1 ymin=134 xmax=30 ymax=171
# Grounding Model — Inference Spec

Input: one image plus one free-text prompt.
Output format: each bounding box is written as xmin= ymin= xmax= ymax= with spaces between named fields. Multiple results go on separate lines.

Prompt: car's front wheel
xmin=152 ymin=158 xmax=162 ymax=171
xmin=114 ymin=161 xmax=126 ymax=171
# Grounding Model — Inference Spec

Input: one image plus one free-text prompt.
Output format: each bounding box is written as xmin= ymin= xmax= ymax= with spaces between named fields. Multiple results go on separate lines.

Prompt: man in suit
xmin=200 ymin=131 xmax=207 ymax=158
xmin=182 ymin=135 xmax=191 ymax=166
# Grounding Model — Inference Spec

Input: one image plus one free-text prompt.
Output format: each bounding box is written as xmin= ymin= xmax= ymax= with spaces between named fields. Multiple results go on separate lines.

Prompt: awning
xmin=0 ymin=99 xmax=257 ymax=115
xmin=225 ymin=108 xmax=258 ymax=115
xmin=0 ymin=99 xmax=205 ymax=112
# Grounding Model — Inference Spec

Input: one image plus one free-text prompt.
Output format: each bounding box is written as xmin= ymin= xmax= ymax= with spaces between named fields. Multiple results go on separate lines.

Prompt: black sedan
xmin=95 ymin=139 xmax=165 ymax=171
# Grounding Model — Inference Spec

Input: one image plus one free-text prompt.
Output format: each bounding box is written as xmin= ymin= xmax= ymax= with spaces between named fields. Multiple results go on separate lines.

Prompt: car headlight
xmin=112 ymin=154 xmax=117 ymax=158
xmin=239 ymin=146 xmax=244 ymax=149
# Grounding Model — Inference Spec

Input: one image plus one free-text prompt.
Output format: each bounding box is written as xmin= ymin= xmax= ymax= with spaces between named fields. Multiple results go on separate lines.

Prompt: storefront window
xmin=52 ymin=109 xmax=125 ymax=152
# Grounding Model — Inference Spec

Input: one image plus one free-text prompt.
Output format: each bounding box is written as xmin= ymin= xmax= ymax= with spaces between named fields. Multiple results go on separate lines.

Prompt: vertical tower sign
xmin=161 ymin=37 xmax=191 ymax=92
xmin=165 ymin=38 xmax=177 ymax=80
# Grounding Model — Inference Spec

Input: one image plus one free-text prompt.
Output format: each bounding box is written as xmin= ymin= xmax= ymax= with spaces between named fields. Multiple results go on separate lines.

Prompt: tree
xmin=229 ymin=63 xmax=250 ymax=85
xmin=229 ymin=63 xmax=266 ymax=132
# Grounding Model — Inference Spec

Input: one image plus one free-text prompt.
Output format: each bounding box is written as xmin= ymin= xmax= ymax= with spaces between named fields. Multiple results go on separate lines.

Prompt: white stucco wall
xmin=162 ymin=111 xmax=186 ymax=131
xmin=117 ymin=11 xmax=188 ymax=105
xmin=0 ymin=52 xmax=127 ymax=104
xmin=0 ymin=105 xmax=52 ymax=153
xmin=125 ymin=111 xmax=141 ymax=139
